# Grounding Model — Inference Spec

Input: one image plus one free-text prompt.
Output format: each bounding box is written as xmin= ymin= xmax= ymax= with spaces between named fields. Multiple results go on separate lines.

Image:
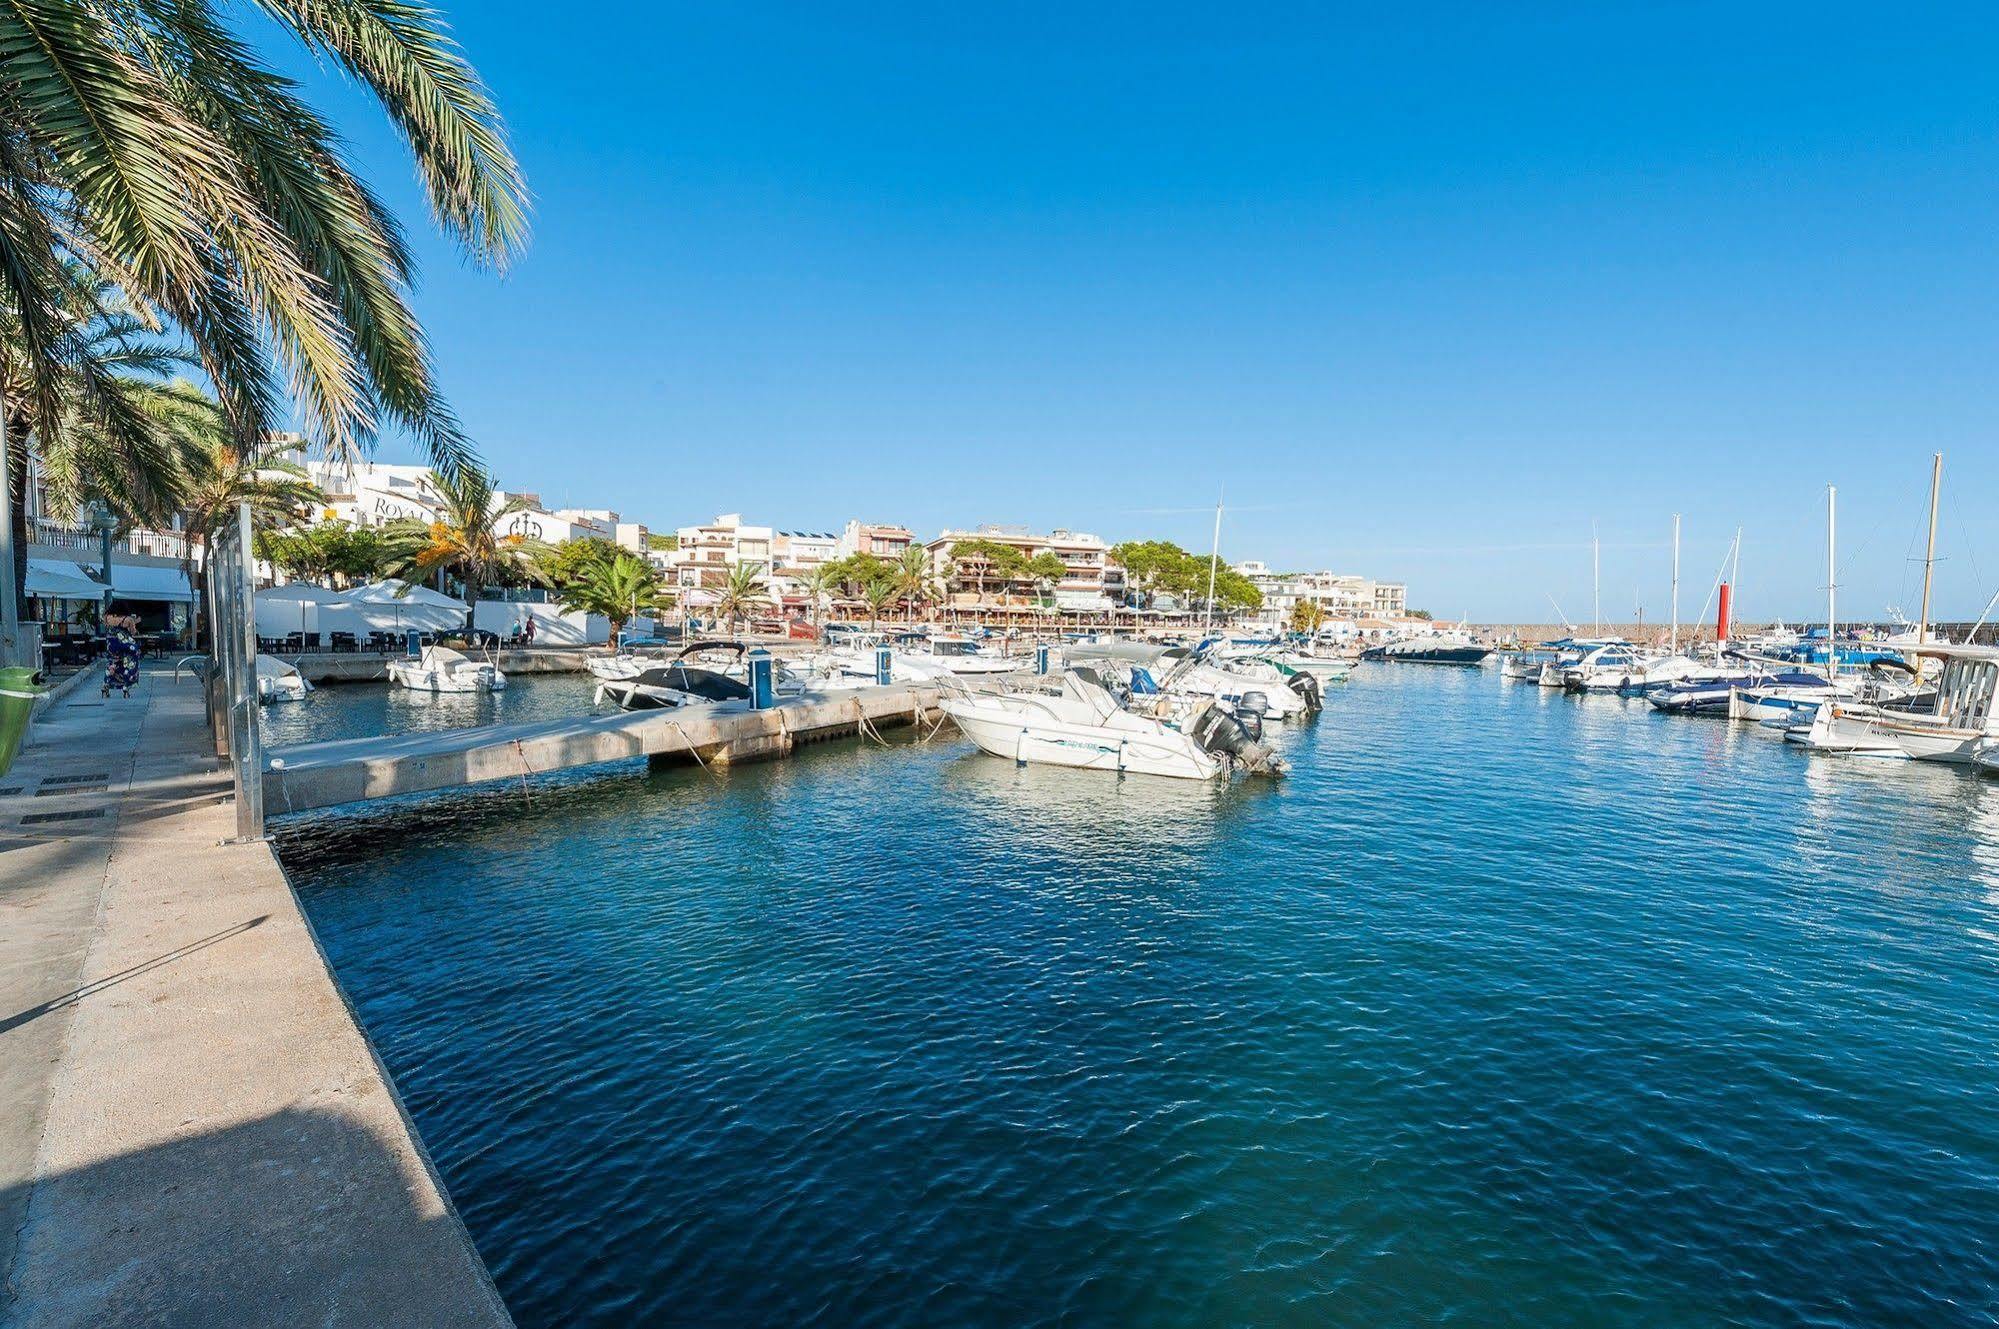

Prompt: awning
xmin=109 ymin=562 xmax=195 ymax=603
xmin=26 ymin=558 xmax=105 ymax=599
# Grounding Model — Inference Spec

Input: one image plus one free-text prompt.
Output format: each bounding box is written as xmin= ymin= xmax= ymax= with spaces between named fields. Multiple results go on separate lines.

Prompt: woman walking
xmin=103 ymin=614 xmax=141 ymax=698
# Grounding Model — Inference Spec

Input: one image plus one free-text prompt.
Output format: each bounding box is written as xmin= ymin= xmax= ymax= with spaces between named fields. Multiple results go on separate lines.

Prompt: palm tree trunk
xmin=7 ymin=412 xmax=31 ymax=631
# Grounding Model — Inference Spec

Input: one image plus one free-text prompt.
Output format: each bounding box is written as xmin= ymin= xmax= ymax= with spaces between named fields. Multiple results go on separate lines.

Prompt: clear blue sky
xmin=297 ymin=3 xmax=1999 ymax=622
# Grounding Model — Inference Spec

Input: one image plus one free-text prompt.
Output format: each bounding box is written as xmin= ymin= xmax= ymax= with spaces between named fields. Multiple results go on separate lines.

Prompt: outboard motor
xmin=1239 ymin=690 xmax=1270 ymax=723
xmin=1286 ymin=672 xmax=1322 ymax=712
xmin=1230 ymin=699 xmax=1264 ymax=742
xmin=1187 ymin=703 xmax=1283 ymax=776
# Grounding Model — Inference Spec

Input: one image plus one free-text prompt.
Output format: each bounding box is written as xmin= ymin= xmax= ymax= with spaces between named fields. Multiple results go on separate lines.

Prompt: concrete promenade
xmin=1 ymin=672 xmax=509 ymax=1327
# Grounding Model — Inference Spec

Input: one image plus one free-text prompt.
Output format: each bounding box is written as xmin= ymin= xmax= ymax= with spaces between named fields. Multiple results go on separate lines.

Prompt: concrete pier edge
xmin=272 ymin=840 xmax=515 ymax=1322
xmin=1 ymin=673 xmax=513 ymax=1328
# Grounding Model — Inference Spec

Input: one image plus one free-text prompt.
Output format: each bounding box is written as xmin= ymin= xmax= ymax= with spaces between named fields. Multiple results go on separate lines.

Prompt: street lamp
xmin=86 ymin=500 xmax=118 ymax=619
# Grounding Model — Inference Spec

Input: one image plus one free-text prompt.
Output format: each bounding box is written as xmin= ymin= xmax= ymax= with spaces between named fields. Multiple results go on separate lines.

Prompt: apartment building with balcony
xmin=836 ymin=520 xmax=913 ymax=561
xmin=924 ymin=525 xmax=1115 ymax=612
xmin=1234 ymin=562 xmax=1410 ymax=627
xmin=668 ymin=513 xmax=774 ymax=592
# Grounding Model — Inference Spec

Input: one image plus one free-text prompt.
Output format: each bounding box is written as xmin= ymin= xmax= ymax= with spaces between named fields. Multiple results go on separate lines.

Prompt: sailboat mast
xmin=1669 ymin=513 xmax=1680 ymax=654
xmin=1202 ymin=491 xmax=1223 ymax=635
xmin=1917 ymin=452 xmax=1942 ymax=670
xmin=1729 ymin=526 xmax=1741 ymax=624
xmin=1592 ymin=520 xmax=1601 ymax=637
xmin=1826 ymin=485 xmax=1838 ymax=682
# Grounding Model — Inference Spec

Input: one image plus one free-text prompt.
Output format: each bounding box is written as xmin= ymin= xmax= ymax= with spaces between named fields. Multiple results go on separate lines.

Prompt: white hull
xmin=387 ymin=666 xmax=506 ymax=693
xmin=586 ymin=655 xmax=649 ymax=681
xmin=256 ymin=675 xmax=310 ymax=703
xmin=387 ymin=646 xmax=506 ymax=694
xmin=1288 ymin=658 xmax=1353 ymax=681
xmin=1786 ymin=704 xmax=1909 ymax=757
xmin=254 ymin=654 xmax=312 ymax=703
xmin=946 ymin=703 xmax=1220 ymax=779
xmin=1171 ymin=664 xmax=1309 ymax=718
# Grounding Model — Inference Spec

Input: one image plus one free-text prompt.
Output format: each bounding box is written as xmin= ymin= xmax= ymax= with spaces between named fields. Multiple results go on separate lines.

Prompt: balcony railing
xmin=32 ymin=521 xmax=192 ymax=561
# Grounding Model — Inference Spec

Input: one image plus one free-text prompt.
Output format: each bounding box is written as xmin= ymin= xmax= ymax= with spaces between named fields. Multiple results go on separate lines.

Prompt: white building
xmin=1233 ymin=562 xmax=1409 ymax=627
xmin=836 ymin=520 xmax=914 ymax=561
xmin=303 ymin=460 xmax=641 ymax=550
xmin=668 ymin=513 xmax=775 ymax=593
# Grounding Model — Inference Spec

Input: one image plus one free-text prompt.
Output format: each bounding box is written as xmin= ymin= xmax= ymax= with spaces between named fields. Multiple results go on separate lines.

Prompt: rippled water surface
xmin=260 ymin=672 xmax=600 ymax=747
xmin=276 ymin=666 xmax=1999 ymax=1327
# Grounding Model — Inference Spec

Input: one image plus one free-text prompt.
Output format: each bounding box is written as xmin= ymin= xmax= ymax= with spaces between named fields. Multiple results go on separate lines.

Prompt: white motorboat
xmin=1162 ymin=657 xmax=1317 ymax=720
xmin=1283 ymin=654 xmax=1355 ymax=682
xmin=1563 ymin=645 xmax=1731 ymax=695
xmin=940 ymin=670 xmax=1282 ymax=781
xmin=1728 ymin=659 xmax=1919 ymax=724
xmin=1787 ymin=699 xmax=1916 ymax=757
xmin=586 ymin=653 xmax=654 ymax=681
xmin=890 ymin=632 xmax=1022 ymax=678
xmin=386 ymin=643 xmax=506 ymax=694
xmin=255 ymin=654 xmax=312 ymax=704
xmin=596 ymin=641 xmax=758 ymax=710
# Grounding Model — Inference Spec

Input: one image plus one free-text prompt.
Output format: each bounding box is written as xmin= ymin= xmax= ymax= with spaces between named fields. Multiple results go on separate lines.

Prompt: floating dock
xmin=263 ymin=680 xmax=965 ymax=814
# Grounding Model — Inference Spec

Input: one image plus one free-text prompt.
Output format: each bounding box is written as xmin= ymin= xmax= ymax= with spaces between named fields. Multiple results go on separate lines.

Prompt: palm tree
xmin=557 ymin=551 xmax=660 ymax=644
xmin=893 ymin=546 xmax=933 ymax=625
xmin=380 ymin=465 xmax=538 ymax=630
xmin=3 ymin=264 xmax=207 ymax=615
xmin=709 ymin=561 xmax=772 ymax=637
xmin=175 ymin=425 xmax=322 ymax=646
xmin=0 ymin=0 xmax=527 ymax=479
xmin=859 ymin=575 xmax=901 ymax=633
xmin=805 ymin=562 xmax=845 ymax=634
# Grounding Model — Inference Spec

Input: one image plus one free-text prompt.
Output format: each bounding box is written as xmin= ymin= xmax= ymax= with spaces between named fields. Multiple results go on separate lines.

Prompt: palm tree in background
xmin=893 ymin=546 xmax=934 ymax=624
xmin=381 ymin=466 xmax=538 ymax=629
xmin=557 ymin=551 xmax=661 ymax=645
xmin=805 ymin=562 xmax=845 ymax=634
xmin=175 ymin=426 xmax=322 ymax=646
xmin=3 ymin=264 xmax=203 ymax=612
xmin=859 ymin=576 xmax=900 ymax=633
xmin=0 ymin=0 xmax=528 ymax=479
xmin=710 ymin=561 xmax=773 ymax=637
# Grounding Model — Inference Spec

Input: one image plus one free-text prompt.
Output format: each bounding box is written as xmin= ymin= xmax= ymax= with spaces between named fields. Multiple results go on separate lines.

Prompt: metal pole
xmin=1826 ymin=485 xmax=1838 ymax=683
xmin=1202 ymin=490 xmax=1223 ymax=635
xmin=1669 ymin=513 xmax=1679 ymax=654
xmin=225 ymin=503 xmax=264 ymax=840
xmin=1591 ymin=520 xmax=1601 ymax=637
xmin=1916 ymin=452 xmax=1942 ymax=681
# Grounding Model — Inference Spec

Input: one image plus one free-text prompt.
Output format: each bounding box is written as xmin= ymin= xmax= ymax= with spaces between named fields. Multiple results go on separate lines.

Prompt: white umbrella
xmin=254 ymin=583 xmax=347 ymax=639
xmin=336 ymin=580 xmax=470 ymax=634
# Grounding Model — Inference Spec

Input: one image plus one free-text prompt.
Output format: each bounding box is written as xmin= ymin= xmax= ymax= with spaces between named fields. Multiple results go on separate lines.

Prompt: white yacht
xmin=940 ymin=669 xmax=1282 ymax=781
xmin=386 ymin=643 xmax=506 ymax=694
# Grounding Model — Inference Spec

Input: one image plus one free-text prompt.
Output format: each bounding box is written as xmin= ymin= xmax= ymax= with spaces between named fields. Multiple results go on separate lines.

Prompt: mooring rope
xmin=511 ymin=738 xmax=536 ymax=807
xmin=665 ymin=719 xmax=719 ymax=776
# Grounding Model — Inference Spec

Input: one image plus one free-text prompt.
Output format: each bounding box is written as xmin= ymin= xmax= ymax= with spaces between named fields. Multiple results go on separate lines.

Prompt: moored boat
xmin=385 ymin=643 xmax=505 ymax=694
xmin=1362 ymin=635 xmax=1490 ymax=666
xmin=940 ymin=669 xmax=1283 ymax=781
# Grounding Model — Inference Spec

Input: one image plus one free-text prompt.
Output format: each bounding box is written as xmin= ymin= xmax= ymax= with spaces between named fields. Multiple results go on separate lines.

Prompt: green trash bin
xmin=0 ymin=666 xmax=44 ymax=778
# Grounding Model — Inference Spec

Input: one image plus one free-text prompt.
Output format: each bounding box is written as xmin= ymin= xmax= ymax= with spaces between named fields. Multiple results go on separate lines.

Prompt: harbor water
xmin=275 ymin=665 xmax=1999 ymax=1326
